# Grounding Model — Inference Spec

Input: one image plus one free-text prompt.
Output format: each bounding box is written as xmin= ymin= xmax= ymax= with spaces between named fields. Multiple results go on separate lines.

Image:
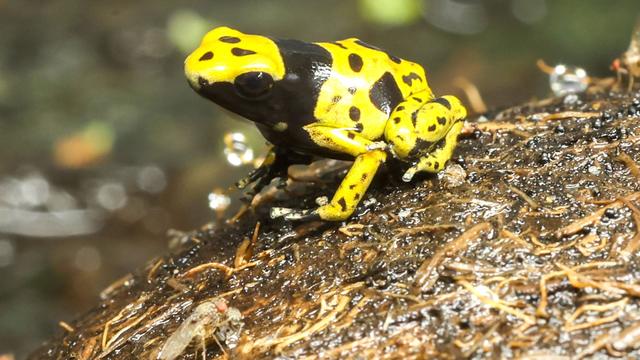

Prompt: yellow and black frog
xmin=185 ymin=27 xmax=467 ymax=221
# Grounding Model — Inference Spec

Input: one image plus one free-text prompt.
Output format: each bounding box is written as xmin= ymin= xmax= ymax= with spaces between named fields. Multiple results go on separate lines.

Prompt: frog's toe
xmin=402 ymin=167 xmax=417 ymax=182
xmin=273 ymin=177 xmax=288 ymax=189
xmin=236 ymin=174 xmax=258 ymax=190
xmin=270 ymin=207 xmax=319 ymax=221
xmin=236 ymin=177 xmax=251 ymax=190
xmin=239 ymin=192 xmax=255 ymax=203
xmin=366 ymin=141 xmax=388 ymax=151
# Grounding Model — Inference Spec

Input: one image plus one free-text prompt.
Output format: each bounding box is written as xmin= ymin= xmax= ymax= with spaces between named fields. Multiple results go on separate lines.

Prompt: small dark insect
xmin=612 ymin=17 xmax=640 ymax=92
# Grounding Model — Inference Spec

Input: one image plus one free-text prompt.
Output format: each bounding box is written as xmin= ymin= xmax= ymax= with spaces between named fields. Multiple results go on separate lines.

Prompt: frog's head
xmin=185 ymin=27 xmax=287 ymax=124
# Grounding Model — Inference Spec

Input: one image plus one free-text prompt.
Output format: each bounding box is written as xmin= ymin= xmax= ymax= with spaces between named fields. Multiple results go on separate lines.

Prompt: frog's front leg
xmin=385 ymin=94 xmax=467 ymax=182
xmin=238 ymin=146 xmax=312 ymax=201
xmin=271 ymin=125 xmax=387 ymax=221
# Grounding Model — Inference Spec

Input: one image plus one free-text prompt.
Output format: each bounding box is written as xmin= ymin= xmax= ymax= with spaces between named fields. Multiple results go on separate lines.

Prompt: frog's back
xmin=313 ymin=38 xmax=432 ymax=140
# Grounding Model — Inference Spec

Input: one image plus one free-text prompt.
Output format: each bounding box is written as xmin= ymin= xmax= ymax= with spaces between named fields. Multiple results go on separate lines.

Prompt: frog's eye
xmin=234 ymin=72 xmax=274 ymax=100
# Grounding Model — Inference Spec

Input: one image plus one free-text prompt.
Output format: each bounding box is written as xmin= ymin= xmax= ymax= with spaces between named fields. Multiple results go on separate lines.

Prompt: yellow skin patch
xmin=185 ymin=27 xmax=467 ymax=221
xmin=185 ymin=27 xmax=285 ymax=87
xmin=312 ymin=39 xmax=428 ymax=140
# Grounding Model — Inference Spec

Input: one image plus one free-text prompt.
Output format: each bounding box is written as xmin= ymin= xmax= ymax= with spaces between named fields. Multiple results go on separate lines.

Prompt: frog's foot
xmin=269 ymin=202 xmax=352 ymax=222
xmin=238 ymin=147 xmax=313 ymax=203
xmin=402 ymin=167 xmax=418 ymax=183
xmin=270 ymin=207 xmax=320 ymax=221
xmin=384 ymin=93 xmax=466 ymax=182
xmin=236 ymin=166 xmax=268 ymax=190
xmin=402 ymin=120 xmax=464 ymax=182
xmin=366 ymin=141 xmax=388 ymax=151
xmin=270 ymin=196 xmax=326 ymax=220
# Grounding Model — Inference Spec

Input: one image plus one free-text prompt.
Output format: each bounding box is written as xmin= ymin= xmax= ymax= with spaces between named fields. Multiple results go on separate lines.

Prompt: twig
xmin=334 ymin=296 xmax=371 ymax=331
xmin=100 ymin=294 xmax=150 ymax=350
xmin=616 ymin=152 xmax=640 ymax=179
xmin=611 ymin=321 xmax=640 ymax=352
xmin=414 ymin=222 xmax=492 ymax=292
xmin=555 ymin=192 xmax=640 ymax=238
xmin=575 ymin=332 xmax=614 ymax=359
xmin=459 ymin=280 xmax=536 ymax=324
xmin=99 ymin=273 xmax=134 ymax=300
xmin=536 ymin=59 xmax=555 ymax=74
xmin=576 ymin=233 xmax=608 ymax=257
xmin=181 ymin=262 xmax=235 ymax=278
xmin=244 ymin=294 xmax=351 ymax=353
xmin=58 ymin=321 xmax=74 ymax=332
xmin=529 ymin=232 xmax=577 ymax=256
xmin=101 ymin=307 xmax=155 ymax=356
xmin=559 ymin=263 xmax=640 ymax=297
xmin=395 ymin=223 xmax=457 ymax=236
xmin=77 ymin=336 xmax=97 ymax=360
xmin=500 ymin=229 xmax=534 ymax=250
xmin=508 ymin=185 xmax=540 ymax=209
xmin=563 ymin=298 xmax=628 ymax=332
xmin=453 ymin=77 xmax=487 ymax=114
xmin=541 ymin=111 xmax=601 ymax=122
xmin=621 ymin=197 xmax=640 ymax=256
xmin=147 ymin=259 xmax=164 ymax=282
xmin=181 ymin=259 xmax=260 ymax=279
xmin=536 ymin=262 xmax=621 ymax=317
xmin=305 ymin=337 xmax=376 ymax=360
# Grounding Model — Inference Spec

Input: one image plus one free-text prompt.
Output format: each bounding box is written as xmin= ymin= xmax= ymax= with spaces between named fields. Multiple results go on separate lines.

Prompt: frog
xmin=184 ymin=27 xmax=467 ymax=221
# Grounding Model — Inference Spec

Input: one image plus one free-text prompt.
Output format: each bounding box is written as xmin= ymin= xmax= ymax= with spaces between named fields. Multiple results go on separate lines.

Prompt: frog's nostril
xmin=198 ymin=77 xmax=210 ymax=87
xmin=199 ymin=51 xmax=214 ymax=61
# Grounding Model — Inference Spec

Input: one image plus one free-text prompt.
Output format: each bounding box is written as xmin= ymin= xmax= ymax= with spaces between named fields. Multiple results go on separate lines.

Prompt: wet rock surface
xmin=29 ymin=88 xmax=640 ymax=359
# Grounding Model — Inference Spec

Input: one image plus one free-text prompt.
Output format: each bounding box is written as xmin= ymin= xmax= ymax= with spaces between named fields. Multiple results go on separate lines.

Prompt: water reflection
xmin=0 ymin=165 xmax=171 ymax=238
xmin=0 ymin=239 xmax=15 ymax=267
xmin=136 ymin=166 xmax=167 ymax=194
xmin=223 ymin=132 xmax=254 ymax=167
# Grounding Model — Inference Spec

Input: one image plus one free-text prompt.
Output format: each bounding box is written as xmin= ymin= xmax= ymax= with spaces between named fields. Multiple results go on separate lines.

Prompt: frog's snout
xmin=184 ymin=71 xmax=202 ymax=90
xmin=185 ymin=76 xmax=211 ymax=92
xmin=184 ymin=48 xmax=214 ymax=90
xmin=184 ymin=56 xmax=199 ymax=89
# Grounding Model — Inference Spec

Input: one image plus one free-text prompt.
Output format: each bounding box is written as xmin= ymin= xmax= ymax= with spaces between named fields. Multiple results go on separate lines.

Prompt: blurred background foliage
xmin=0 ymin=0 xmax=638 ymax=357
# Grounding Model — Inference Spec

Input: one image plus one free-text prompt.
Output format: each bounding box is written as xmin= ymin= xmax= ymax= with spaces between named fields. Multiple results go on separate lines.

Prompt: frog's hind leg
xmin=385 ymin=94 xmax=466 ymax=182
xmin=402 ymin=119 xmax=463 ymax=182
xmin=402 ymin=95 xmax=466 ymax=181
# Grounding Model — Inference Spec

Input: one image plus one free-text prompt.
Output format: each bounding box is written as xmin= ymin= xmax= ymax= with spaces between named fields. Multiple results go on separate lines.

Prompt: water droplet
xmin=397 ymin=208 xmax=411 ymax=218
xmin=223 ymin=132 xmax=254 ymax=166
xmin=137 ymin=165 xmax=167 ymax=194
xmin=19 ymin=173 xmax=50 ymax=208
xmin=511 ymin=0 xmax=547 ymax=24
xmin=46 ymin=190 xmax=78 ymax=211
xmin=96 ymin=182 xmax=127 ymax=211
xmin=143 ymin=207 xmax=170 ymax=234
xmin=549 ymin=64 xmax=588 ymax=96
xmin=74 ymin=246 xmax=102 ymax=272
xmin=208 ymin=190 xmax=231 ymax=211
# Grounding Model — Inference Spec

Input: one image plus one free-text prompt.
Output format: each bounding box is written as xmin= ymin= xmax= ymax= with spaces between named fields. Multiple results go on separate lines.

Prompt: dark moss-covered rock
xmin=29 ymin=87 xmax=640 ymax=359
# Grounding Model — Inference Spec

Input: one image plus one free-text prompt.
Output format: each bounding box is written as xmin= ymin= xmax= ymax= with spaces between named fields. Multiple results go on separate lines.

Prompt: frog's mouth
xmin=188 ymin=76 xmax=282 ymax=127
xmin=184 ymin=74 xmax=213 ymax=92
xmin=188 ymin=77 xmax=245 ymax=112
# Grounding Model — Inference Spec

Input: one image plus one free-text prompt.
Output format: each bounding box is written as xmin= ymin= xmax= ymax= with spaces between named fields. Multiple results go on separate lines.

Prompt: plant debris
xmin=29 ymin=84 xmax=640 ymax=359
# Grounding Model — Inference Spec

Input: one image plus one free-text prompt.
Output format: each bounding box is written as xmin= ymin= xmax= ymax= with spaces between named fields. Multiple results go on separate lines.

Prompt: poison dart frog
xmin=185 ymin=27 xmax=467 ymax=221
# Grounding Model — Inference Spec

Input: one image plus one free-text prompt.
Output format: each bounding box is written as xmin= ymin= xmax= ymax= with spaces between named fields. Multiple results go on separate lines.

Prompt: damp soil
xmin=29 ymin=86 xmax=640 ymax=359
